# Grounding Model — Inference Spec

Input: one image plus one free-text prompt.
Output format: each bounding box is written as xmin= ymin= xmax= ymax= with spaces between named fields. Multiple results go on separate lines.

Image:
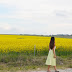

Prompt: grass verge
xmin=0 ymin=52 xmax=72 ymax=71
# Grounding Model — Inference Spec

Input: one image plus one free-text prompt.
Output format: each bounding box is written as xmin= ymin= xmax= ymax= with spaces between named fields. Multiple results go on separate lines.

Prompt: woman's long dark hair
xmin=49 ymin=37 xmax=55 ymax=50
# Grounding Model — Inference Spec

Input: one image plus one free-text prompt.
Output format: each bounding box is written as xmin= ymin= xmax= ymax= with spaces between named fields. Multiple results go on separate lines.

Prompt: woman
xmin=45 ymin=37 xmax=59 ymax=72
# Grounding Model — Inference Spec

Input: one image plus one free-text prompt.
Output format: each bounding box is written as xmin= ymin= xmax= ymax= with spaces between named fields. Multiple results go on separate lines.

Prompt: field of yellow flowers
xmin=0 ymin=34 xmax=72 ymax=56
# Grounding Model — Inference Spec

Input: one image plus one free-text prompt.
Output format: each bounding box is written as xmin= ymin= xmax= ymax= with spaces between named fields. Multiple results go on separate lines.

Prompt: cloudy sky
xmin=0 ymin=0 xmax=72 ymax=35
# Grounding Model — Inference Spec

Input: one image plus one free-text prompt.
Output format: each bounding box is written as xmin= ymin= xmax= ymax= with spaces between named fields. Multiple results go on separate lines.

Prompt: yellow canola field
xmin=0 ymin=35 xmax=72 ymax=55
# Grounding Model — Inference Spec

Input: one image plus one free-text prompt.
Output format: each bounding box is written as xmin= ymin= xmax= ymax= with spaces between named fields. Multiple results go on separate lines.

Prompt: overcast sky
xmin=0 ymin=0 xmax=72 ymax=35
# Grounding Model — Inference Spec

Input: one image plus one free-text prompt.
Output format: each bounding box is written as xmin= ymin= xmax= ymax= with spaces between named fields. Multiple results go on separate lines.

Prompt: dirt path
xmin=26 ymin=68 xmax=72 ymax=72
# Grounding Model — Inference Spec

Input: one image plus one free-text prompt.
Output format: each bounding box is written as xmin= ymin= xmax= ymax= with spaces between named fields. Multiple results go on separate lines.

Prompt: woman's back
xmin=49 ymin=46 xmax=56 ymax=51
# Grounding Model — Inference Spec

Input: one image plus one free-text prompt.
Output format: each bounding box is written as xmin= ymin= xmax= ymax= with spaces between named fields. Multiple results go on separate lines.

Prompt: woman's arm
xmin=53 ymin=46 xmax=56 ymax=58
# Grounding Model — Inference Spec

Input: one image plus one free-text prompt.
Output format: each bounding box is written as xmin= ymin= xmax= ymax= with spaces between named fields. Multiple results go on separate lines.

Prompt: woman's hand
xmin=54 ymin=55 xmax=56 ymax=58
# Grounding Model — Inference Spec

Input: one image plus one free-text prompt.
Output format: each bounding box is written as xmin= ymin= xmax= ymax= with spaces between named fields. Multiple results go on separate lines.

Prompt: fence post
xmin=34 ymin=45 xmax=36 ymax=56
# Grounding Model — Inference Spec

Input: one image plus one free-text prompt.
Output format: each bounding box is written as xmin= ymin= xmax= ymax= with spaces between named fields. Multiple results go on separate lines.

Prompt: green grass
xmin=0 ymin=52 xmax=72 ymax=71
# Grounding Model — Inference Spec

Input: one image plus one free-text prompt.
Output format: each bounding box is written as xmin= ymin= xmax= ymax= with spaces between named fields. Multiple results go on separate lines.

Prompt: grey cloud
xmin=0 ymin=27 xmax=20 ymax=34
xmin=56 ymin=13 xmax=67 ymax=17
xmin=54 ymin=10 xmax=72 ymax=17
